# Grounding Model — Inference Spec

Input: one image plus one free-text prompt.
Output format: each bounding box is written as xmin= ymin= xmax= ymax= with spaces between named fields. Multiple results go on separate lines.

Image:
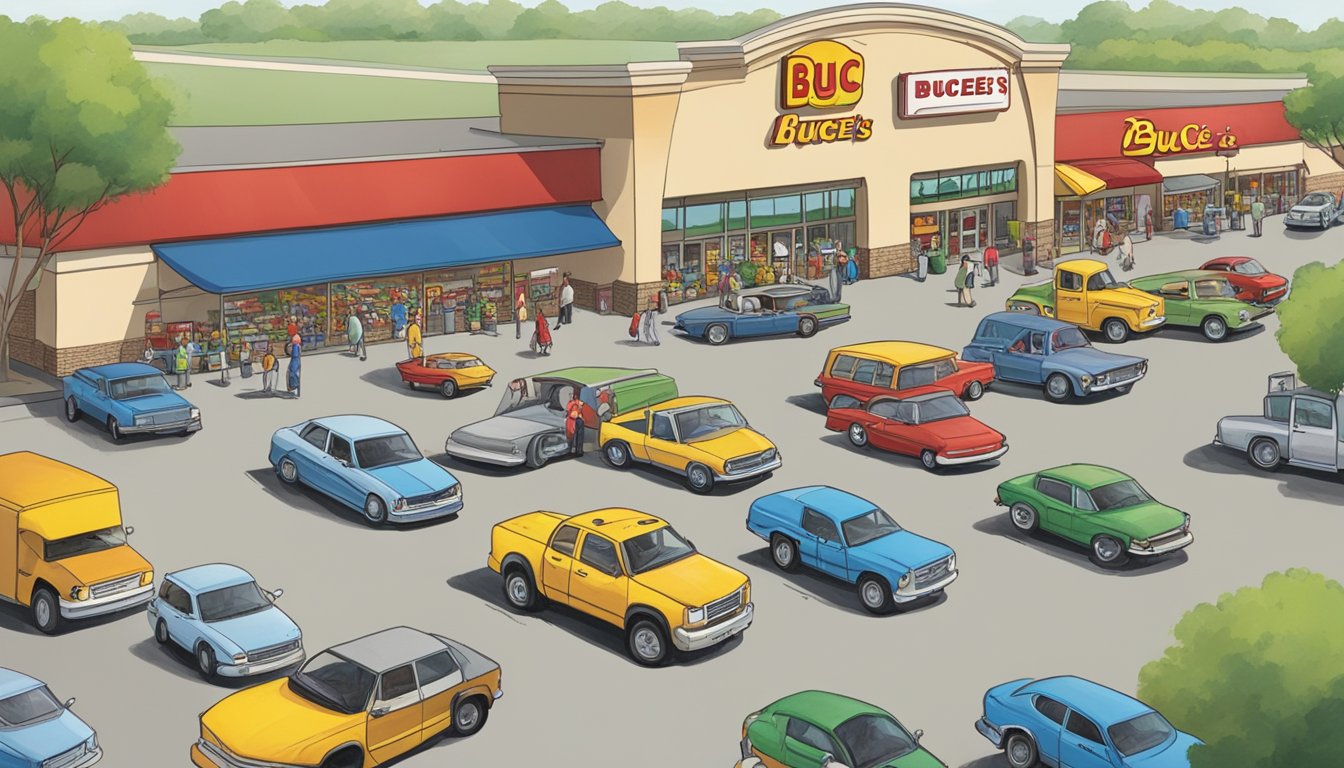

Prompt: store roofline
xmin=1060 ymin=70 xmax=1309 ymax=92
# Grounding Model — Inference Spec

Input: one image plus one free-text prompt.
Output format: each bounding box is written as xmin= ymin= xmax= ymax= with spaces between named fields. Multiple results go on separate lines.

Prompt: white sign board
xmin=898 ymin=67 xmax=1011 ymax=119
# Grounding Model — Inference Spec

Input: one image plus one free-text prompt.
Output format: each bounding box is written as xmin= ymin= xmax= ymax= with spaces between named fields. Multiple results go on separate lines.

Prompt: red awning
xmin=1066 ymin=158 xmax=1163 ymax=190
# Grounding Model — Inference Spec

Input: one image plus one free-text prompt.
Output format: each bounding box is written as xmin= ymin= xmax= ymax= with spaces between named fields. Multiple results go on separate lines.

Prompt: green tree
xmin=200 ymin=0 xmax=310 ymax=43
xmin=0 ymin=18 xmax=179 ymax=381
xmin=105 ymin=13 xmax=207 ymax=45
xmin=1006 ymin=15 xmax=1063 ymax=43
xmin=508 ymin=0 xmax=574 ymax=39
xmin=1138 ymin=569 xmax=1344 ymax=767
xmin=1285 ymin=75 xmax=1344 ymax=166
xmin=1273 ymin=260 xmax=1344 ymax=393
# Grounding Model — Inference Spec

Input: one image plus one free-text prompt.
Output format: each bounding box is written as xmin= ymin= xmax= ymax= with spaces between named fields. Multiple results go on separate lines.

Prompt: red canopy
xmin=1067 ymin=158 xmax=1164 ymax=190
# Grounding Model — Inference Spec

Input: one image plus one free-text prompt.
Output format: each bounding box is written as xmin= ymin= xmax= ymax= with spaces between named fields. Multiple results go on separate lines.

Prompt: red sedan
xmin=1199 ymin=257 xmax=1289 ymax=305
xmin=824 ymin=391 xmax=1008 ymax=471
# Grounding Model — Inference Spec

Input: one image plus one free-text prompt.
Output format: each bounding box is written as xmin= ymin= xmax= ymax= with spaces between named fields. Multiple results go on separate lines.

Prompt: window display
xmin=330 ymin=274 xmax=421 ymax=345
xmin=223 ymin=284 xmax=329 ymax=356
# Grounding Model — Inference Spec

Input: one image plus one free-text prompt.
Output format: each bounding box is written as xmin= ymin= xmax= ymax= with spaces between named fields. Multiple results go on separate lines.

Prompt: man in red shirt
xmin=983 ymin=245 xmax=1000 ymax=287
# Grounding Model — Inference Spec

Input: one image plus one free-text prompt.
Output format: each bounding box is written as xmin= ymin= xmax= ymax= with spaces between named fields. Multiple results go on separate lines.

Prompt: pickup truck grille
xmin=249 ymin=638 xmax=301 ymax=663
xmin=141 ymin=407 xmax=191 ymax=426
xmin=42 ymin=743 xmax=89 ymax=768
xmin=90 ymin=574 xmax=140 ymax=599
xmin=913 ymin=557 xmax=953 ymax=589
xmin=406 ymin=484 xmax=460 ymax=509
xmin=1108 ymin=364 xmax=1142 ymax=383
xmin=725 ymin=451 xmax=770 ymax=474
xmin=705 ymin=588 xmax=744 ymax=622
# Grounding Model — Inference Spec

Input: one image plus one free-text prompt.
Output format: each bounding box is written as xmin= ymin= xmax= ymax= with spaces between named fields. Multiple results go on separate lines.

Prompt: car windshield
xmin=1089 ymin=479 xmax=1153 ymax=511
xmin=43 ymin=525 xmax=127 ymax=561
xmin=841 ymin=508 xmax=902 ymax=547
xmin=675 ymin=404 xmax=747 ymax=442
xmin=0 ymin=686 xmax=61 ymax=727
xmin=290 ymin=652 xmax=375 ymax=715
xmin=1194 ymin=278 xmax=1237 ymax=299
xmin=622 ymin=526 xmax=696 ymax=575
xmin=1108 ymin=712 xmax=1176 ymax=756
xmin=1299 ymin=192 xmax=1333 ymax=207
xmin=354 ymin=433 xmax=422 ymax=469
xmin=1051 ymin=327 xmax=1091 ymax=351
xmin=722 ymin=293 xmax=742 ymax=312
xmin=916 ymin=395 xmax=970 ymax=423
xmin=1093 ymin=268 xmax=1123 ymax=289
xmin=198 ymin=581 xmax=271 ymax=623
xmin=437 ymin=357 xmax=484 ymax=369
xmin=108 ymin=374 xmax=173 ymax=399
xmin=495 ymin=377 xmax=573 ymax=417
xmin=1232 ymin=259 xmax=1266 ymax=275
xmin=835 ymin=713 xmax=919 ymax=768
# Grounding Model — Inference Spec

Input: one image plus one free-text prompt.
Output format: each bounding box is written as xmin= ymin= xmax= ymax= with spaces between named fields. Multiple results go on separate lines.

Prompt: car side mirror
xmin=124 ymin=526 xmax=135 ymax=536
xmin=370 ymin=706 xmax=391 ymax=718
xmin=63 ymin=698 xmax=76 ymax=709
xmin=269 ymin=588 xmax=284 ymax=600
xmin=914 ymin=728 xmax=924 ymax=742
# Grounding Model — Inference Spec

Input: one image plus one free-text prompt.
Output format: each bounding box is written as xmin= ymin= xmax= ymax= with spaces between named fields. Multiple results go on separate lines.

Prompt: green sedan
xmin=737 ymin=691 xmax=946 ymax=768
xmin=994 ymin=464 xmax=1193 ymax=567
xmin=1129 ymin=269 xmax=1272 ymax=341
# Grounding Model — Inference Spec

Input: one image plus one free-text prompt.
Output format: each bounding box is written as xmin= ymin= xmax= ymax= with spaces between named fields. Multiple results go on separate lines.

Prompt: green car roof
xmin=1038 ymin=463 xmax=1134 ymax=490
xmin=1129 ymin=269 xmax=1229 ymax=286
xmin=537 ymin=367 xmax=658 ymax=386
xmin=765 ymin=690 xmax=888 ymax=727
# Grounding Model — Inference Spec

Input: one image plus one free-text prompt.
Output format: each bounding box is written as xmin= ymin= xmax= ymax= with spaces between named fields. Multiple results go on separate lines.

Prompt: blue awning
xmin=151 ymin=204 xmax=619 ymax=294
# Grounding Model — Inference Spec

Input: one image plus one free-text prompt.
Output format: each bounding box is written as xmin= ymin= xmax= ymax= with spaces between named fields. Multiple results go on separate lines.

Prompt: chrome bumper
xmin=1129 ymin=531 xmax=1194 ymax=556
xmin=976 ymin=717 xmax=1004 ymax=748
xmin=390 ymin=497 xmax=463 ymax=523
xmin=1090 ymin=371 xmax=1146 ymax=392
xmin=61 ymin=582 xmax=153 ymax=620
xmin=672 ymin=603 xmax=753 ymax=652
xmin=193 ymin=740 xmax=296 ymax=768
xmin=937 ymin=445 xmax=1007 ymax=466
xmin=443 ymin=438 xmax=526 ymax=467
xmin=894 ymin=569 xmax=958 ymax=603
xmin=125 ymin=417 xmax=202 ymax=434
xmin=1139 ymin=316 xmax=1166 ymax=328
xmin=717 ymin=456 xmax=783 ymax=482
xmin=216 ymin=647 xmax=306 ymax=678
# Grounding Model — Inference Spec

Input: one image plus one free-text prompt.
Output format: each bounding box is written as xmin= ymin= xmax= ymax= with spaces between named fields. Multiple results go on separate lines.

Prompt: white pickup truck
xmin=1214 ymin=371 xmax=1344 ymax=473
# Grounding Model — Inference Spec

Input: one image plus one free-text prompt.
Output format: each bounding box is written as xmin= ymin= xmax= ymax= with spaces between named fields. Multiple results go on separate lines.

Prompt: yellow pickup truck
xmin=0 ymin=452 xmax=154 ymax=634
xmin=488 ymin=508 xmax=753 ymax=666
xmin=1006 ymin=258 xmax=1166 ymax=343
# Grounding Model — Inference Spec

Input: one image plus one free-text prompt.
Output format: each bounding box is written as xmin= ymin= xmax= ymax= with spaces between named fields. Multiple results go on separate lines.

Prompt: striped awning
xmin=1055 ymin=163 xmax=1107 ymax=197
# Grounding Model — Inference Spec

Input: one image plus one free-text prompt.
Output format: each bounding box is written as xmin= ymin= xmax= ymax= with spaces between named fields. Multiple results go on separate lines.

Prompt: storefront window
xmin=330 ymin=274 xmax=421 ymax=345
xmin=700 ymin=237 xmax=725 ymax=290
xmin=993 ymin=202 xmax=1018 ymax=251
xmin=662 ymin=244 xmax=681 ymax=275
xmin=749 ymin=194 xmax=802 ymax=227
xmin=911 ymin=177 xmax=940 ymax=205
xmin=423 ymin=262 xmax=511 ymax=336
xmin=911 ymin=166 xmax=1018 ymax=203
xmin=224 ymin=284 xmax=329 ymax=355
xmin=662 ymin=207 xmax=682 ymax=232
xmin=684 ymin=203 xmax=725 ymax=237
xmin=805 ymin=192 xmax=828 ymax=221
xmin=831 ymin=188 xmax=856 ymax=218
xmin=727 ymin=199 xmax=747 ymax=231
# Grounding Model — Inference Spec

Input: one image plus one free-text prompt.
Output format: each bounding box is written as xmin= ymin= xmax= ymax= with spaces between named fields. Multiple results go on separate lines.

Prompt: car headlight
xmin=1139 ymin=361 xmax=1148 ymax=374
xmin=948 ymin=554 xmax=956 ymax=572
xmin=1094 ymin=372 xmax=1109 ymax=386
xmin=1238 ymin=310 xmax=1249 ymax=322
xmin=763 ymin=448 xmax=777 ymax=461
xmin=1043 ymin=306 xmax=1054 ymax=317
xmin=190 ymin=407 xmax=201 ymax=420
xmin=1080 ymin=374 xmax=1092 ymax=389
xmin=394 ymin=498 xmax=407 ymax=511
xmin=447 ymin=483 xmax=461 ymax=498
xmin=897 ymin=571 xmax=912 ymax=589
xmin=1183 ymin=513 xmax=1192 ymax=533
xmin=232 ymin=652 xmax=248 ymax=664
xmin=686 ymin=606 xmax=705 ymax=624
xmin=134 ymin=414 xmax=150 ymax=426
xmin=1132 ymin=538 xmax=1150 ymax=548
xmin=140 ymin=571 xmax=154 ymax=586
xmin=70 ymin=585 xmax=88 ymax=601
xmin=86 ymin=733 xmax=97 ymax=751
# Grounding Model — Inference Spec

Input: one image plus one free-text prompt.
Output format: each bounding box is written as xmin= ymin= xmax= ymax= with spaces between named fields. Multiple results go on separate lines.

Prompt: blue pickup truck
xmin=63 ymin=362 xmax=201 ymax=441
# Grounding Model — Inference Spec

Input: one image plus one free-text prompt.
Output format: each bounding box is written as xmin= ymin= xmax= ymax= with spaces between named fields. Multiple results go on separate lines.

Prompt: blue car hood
xmin=850 ymin=530 xmax=953 ymax=572
xmin=0 ymin=710 xmax=92 ymax=761
xmin=209 ymin=606 xmax=300 ymax=653
xmin=119 ymin=391 xmax=191 ymax=413
xmin=675 ymin=307 xmax=734 ymax=324
xmin=365 ymin=460 xmax=457 ymax=496
xmin=1124 ymin=732 xmax=1201 ymax=768
xmin=1051 ymin=347 xmax=1144 ymax=374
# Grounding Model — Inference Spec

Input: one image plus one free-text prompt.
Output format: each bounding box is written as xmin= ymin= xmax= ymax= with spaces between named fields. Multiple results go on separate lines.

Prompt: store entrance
xmin=1058 ymin=200 xmax=1082 ymax=254
xmin=959 ymin=208 xmax=981 ymax=252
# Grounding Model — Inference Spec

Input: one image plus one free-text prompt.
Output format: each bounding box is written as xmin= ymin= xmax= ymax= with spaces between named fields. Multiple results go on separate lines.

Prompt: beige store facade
xmin=491 ymin=4 xmax=1070 ymax=312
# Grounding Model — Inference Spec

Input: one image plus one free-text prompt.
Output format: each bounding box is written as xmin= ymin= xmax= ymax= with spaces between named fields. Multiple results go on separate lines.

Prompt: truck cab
xmin=1215 ymin=372 xmax=1344 ymax=473
xmin=0 ymin=452 xmax=154 ymax=634
xmin=1006 ymin=258 xmax=1165 ymax=343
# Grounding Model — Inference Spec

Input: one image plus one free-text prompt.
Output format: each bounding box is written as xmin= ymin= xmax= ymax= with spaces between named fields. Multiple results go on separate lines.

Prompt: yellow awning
xmin=1055 ymin=163 xmax=1107 ymax=197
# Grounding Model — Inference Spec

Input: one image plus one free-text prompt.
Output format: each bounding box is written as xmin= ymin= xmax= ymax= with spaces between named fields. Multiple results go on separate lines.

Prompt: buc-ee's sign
xmin=769 ymin=40 xmax=874 ymax=148
xmin=897 ymin=67 xmax=1010 ymax=119
xmin=1121 ymin=117 xmax=1239 ymax=157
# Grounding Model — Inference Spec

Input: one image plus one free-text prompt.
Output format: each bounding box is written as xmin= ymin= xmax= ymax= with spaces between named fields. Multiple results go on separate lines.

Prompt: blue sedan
xmin=268 ymin=415 xmax=463 ymax=525
xmin=146 ymin=564 xmax=304 ymax=681
xmin=672 ymin=284 xmax=851 ymax=345
xmin=977 ymin=676 xmax=1201 ymax=768
xmin=962 ymin=312 xmax=1148 ymax=403
xmin=0 ymin=667 xmax=101 ymax=768
xmin=62 ymin=363 xmax=200 ymax=441
xmin=746 ymin=486 xmax=957 ymax=614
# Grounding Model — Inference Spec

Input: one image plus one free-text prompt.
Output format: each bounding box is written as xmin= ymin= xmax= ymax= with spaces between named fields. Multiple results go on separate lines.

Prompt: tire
xmin=64 ymin=396 xmax=80 ymax=422
xmin=525 ymin=437 xmax=550 ymax=469
xmin=1089 ymin=535 xmax=1130 ymax=568
xmin=439 ymin=379 xmax=458 ymax=398
xmin=1201 ymin=315 xmax=1228 ymax=342
xmin=196 ymin=644 xmax=217 ymax=680
xmin=363 ymin=494 xmax=388 ymax=525
xmin=626 ymin=618 xmax=671 ymax=667
xmin=502 ymin=566 xmax=543 ymax=612
xmin=155 ymin=618 xmax=170 ymax=645
xmin=847 ymin=423 xmax=869 ymax=448
xmin=108 ymin=416 xmax=124 ymax=442
xmin=1248 ymin=437 xmax=1281 ymax=471
xmin=797 ymin=316 xmax=818 ymax=338
xmin=770 ymin=534 xmax=801 ymax=572
xmin=1004 ymin=732 xmax=1039 ymax=768
xmin=603 ymin=440 xmax=631 ymax=469
xmin=1101 ymin=318 xmax=1130 ymax=343
xmin=686 ymin=463 xmax=715 ymax=494
xmin=321 ymin=748 xmax=364 ymax=768
xmin=1009 ymin=502 xmax=1039 ymax=533
xmin=919 ymin=450 xmax=939 ymax=472
xmin=277 ymin=457 xmax=299 ymax=485
xmin=1043 ymin=373 xmax=1073 ymax=403
xmin=451 ymin=695 xmax=489 ymax=737
xmin=857 ymin=574 xmax=894 ymax=615
xmin=963 ymin=380 xmax=984 ymax=401
xmin=31 ymin=587 xmax=60 ymax=634
xmin=706 ymin=323 xmax=730 ymax=346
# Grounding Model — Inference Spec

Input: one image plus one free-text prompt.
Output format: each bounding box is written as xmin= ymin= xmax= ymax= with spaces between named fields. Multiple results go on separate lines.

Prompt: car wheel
xmin=1004 ymin=732 xmax=1039 ymax=768
xmin=1043 ymin=373 xmax=1073 ymax=403
xmin=857 ymin=574 xmax=894 ymax=615
xmin=64 ymin=396 xmax=80 ymax=422
xmin=847 ymin=423 xmax=869 ymax=448
xmin=1248 ymin=437 xmax=1281 ymax=471
xmin=706 ymin=323 xmax=730 ymax=346
xmin=626 ymin=618 xmax=671 ymax=667
xmin=1009 ymin=502 xmax=1039 ymax=533
xmin=277 ymin=457 xmax=299 ymax=485
xmin=1102 ymin=318 xmax=1130 ymax=343
xmin=320 ymin=750 xmax=364 ymax=768
xmin=196 ymin=644 xmax=217 ymax=680
xmin=31 ymin=587 xmax=60 ymax=634
xmin=525 ymin=437 xmax=551 ymax=469
xmin=963 ymin=380 xmax=984 ymax=401
xmin=686 ymin=463 xmax=715 ymax=494
xmin=440 ymin=379 xmax=458 ymax=398
xmin=1322 ymin=212 xmax=1330 ymax=230
xmin=1089 ymin=535 xmax=1130 ymax=568
xmin=108 ymin=416 xmax=124 ymax=442
xmin=155 ymin=618 xmax=170 ymax=645
xmin=451 ymin=695 xmax=489 ymax=737
xmin=919 ymin=449 xmax=939 ymax=472
xmin=603 ymin=440 xmax=631 ymax=469
xmin=770 ymin=534 xmax=801 ymax=572
xmin=363 ymin=495 xmax=388 ymax=525
xmin=502 ymin=566 xmax=543 ymax=612
xmin=1201 ymin=315 xmax=1228 ymax=342
xmin=797 ymin=316 xmax=818 ymax=338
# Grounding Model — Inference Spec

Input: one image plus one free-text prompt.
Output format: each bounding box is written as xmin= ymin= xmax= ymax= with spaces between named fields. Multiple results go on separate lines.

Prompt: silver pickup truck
xmin=1214 ymin=371 xmax=1344 ymax=473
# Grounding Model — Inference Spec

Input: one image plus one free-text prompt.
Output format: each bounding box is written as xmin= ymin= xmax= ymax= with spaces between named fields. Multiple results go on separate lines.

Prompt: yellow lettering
xmin=818 ymin=121 xmax=838 ymax=142
xmin=1196 ymin=128 xmax=1213 ymax=149
xmin=1121 ymin=117 xmax=1156 ymax=157
xmin=797 ymin=120 xmax=819 ymax=144
xmin=1180 ymin=124 xmax=1201 ymax=151
xmin=855 ymin=118 xmax=873 ymax=141
xmin=770 ymin=114 xmax=798 ymax=146
xmin=1156 ymin=130 xmax=1181 ymax=154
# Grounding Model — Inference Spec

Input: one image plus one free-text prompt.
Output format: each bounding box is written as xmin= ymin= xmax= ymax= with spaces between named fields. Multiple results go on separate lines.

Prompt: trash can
xmin=1202 ymin=205 xmax=1220 ymax=236
xmin=1173 ymin=207 xmax=1189 ymax=230
xmin=1022 ymin=236 xmax=1037 ymax=275
xmin=929 ymin=250 xmax=947 ymax=275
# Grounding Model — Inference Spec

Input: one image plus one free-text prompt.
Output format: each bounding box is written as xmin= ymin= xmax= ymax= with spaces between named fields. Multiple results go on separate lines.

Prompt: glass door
xmin=1058 ymin=201 xmax=1082 ymax=254
xmin=959 ymin=208 xmax=981 ymax=252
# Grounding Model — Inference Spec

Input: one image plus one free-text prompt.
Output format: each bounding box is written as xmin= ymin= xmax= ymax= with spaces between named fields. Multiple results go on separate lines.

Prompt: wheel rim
xmin=66 ymin=398 xmax=76 ymax=419
xmin=281 ymin=460 xmax=297 ymax=482
xmin=606 ymin=444 xmax=626 ymax=465
xmin=921 ymin=451 xmax=936 ymax=468
xmin=849 ymin=424 xmax=867 ymax=445
xmin=1253 ymin=441 xmax=1278 ymax=466
xmin=861 ymin=581 xmax=885 ymax=608
xmin=634 ymin=627 xmax=661 ymax=660
xmin=1106 ymin=322 xmax=1125 ymax=341
xmin=109 ymin=419 xmax=120 ymax=438
xmin=1047 ymin=376 xmax=1069 ymax=398
xmin=968 ymin=381 xmax=983 ymax=399
xmin=1009 ymin=738 xmax=1031 ymax=765
xmin=1012 ymin=505 xmax=1035 ymax=529
xmin=507 ymin=575 xmax=529 ymax=605
xmin=708 ymin=326 xmax=727 ymax=343
xmin=34 ymin=597 xmax=51 ymax=628
xmin=157 ymin=621 xmax=167 ymax=642
xmin=689 ymin=466 xmax=710 ymax=488
xmin=198 ymin=648 xmax=212 ymax=673
xmin=365 ymin=497 xmax=384 ymax=521
xmin=457 ymin=701 xmax=481 ymax=731
xmin=802 ymin=319 xmax=815 ymax=334
xmin=1206 ymin=318 xmax=1226 ymax=339
xmin=1095 ymin=537 xmax=1121 ymax=562
xmin=442 ymin=381 xmax=456 ymax=397
xmin=774 ymin=540 xmax=793 ymax=566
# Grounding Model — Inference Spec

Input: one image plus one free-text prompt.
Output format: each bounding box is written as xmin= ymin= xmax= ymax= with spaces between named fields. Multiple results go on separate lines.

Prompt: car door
xmin=322 ymin=432 xmax=367 ymax=508
xmin=800 ymin=509 xmax=846 ymax=579
xmin=83 ymin=376 xmax=111 ymax=421
xmin=567 ymin=532 xmax=627 ymax=625
xmin=1156 ymin=280 xmax=1192 ymax=325
xmin=302 ymin=429 xmax=349 ymax=503
xmin=734 ymin=296 xmax=771 ymax=336
xmin=1032 ymin=477 xmax=1078 ymax=538
xmin=869 ymin=400 xmax=921 ymax=457
xmin=763 ymin=296 xmax=797 ymax=334
xmin=1059 ymin=710 xmax=1114 ymax=768
xmin=1068 ymin=487 xmax=1109 ymax=547
xmin=609 ymin=412 xmax=652 ymax=462
xmin=998 ymin=331 xmax=1046 ymax=383
xmin=1027 ymin=695 xmax=1069 ymax=767
xmin=1288 ymin=396 xmax=1337 ymax=467
xmin=541 ymin=524 xmax=580 ymax=604
xmin=367 ymin=664 xmax=424 ymax=763
xmin=1055 ymin=270 xmax=1088 ymax=325
xmin=783 ymin=716 xmax=845 ymax=768
xmin=413 ymin=650 xmax=466 ymax=739
xmin=158 ymin=580 xmax=199 ymax=650
xmin=293 ymin=423 xmax=331 ymax=480
xmin=645 ymin=413 xmax=687 ymax=472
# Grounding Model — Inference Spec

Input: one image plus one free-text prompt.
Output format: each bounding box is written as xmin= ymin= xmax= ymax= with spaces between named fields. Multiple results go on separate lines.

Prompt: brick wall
xmin=612 ymin=280 xmax=664 ymax=316
xmin=1024 ymin=219 xmax=1057 ymax=267
xmin=50 ymin=337 xmax=147 ymax=377
xmin=4 ymin=289 xmax=46 ymax=370
xmin=1306 ymin=171 xmax=1344 ymax=202
xmin=569 ymin=277 xmax=599 ymax=312
xmin=857 ymin=243 xmax=915 ymax=279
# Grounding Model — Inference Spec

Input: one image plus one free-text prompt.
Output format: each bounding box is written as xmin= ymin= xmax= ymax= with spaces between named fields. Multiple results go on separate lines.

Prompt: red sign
xmin=1056 ymin=102 xmax=1300 ymax=162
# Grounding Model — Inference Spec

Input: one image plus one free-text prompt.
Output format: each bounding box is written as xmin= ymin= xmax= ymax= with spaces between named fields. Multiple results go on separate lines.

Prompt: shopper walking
xmin=173 ymin=336 xmax=191 ymax=390
xmin=531 ymin=305 xmax=552 ymax=356
xmin=514 ymin=288 xmax=527 ymax=340
xmin=239 ymin=341 xmax=253 ymax=380
xmin=983 ymin=245 xmax=1000 ymax=287
xmin=406 ymin=310 xmax=424 ymax=360
xmin=830 ymin=255 xmax=844 ymax=302
xmin=639 ymin=296 xmax=661 ymax=345
xmin=955 ymin=255 xmax=977 ymax=307
xmin=346 ymin=309 xmax=365 ymax=360
xmin=261 ymin=345 xmax=277 ymax=393
xmin=1118 ymin=232 xmax=1136 ymax=272
xmin=287 ymin=334 xmax=302 ymax=398
xmin=1250 ymin=198 xmax=1265 ymax=237
xmin=565 ymin=390 xmax=585 ymax=457
xmin=556 ymin=273 xmax=575 ymax=328
xmin=390 ymin=292 xmax=408 ymax=339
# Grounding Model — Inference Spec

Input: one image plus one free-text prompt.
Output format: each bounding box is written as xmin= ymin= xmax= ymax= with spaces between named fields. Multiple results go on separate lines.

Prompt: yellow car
xmin=598 ymin=396 xmax=781 ymax=493
xmin=191 ymin=626 xmax=502 ymax=768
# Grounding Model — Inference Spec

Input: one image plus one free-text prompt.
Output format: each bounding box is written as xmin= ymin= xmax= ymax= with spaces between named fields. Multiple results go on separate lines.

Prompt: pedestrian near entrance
xmin=239 ymin=341 xmax=253 ymax=379
xmin=955 ymin=255 xmax=976 ymax=307
xmin=983 ymin=245 xmax=1000 ymax=287
xmin=390 ymin=292 xmax=408 ymax=339
xmin=1118 ymin=232 xmax=1136 ymax=272
xmin=565 ymin=390 xmax=585 ymax=457
xmin=640 ymin=296 xmax=661 ymax=345
xmin=173 ymin=336 xmax=191 ymax=390
xmin=844 ymin=247 xmax=859 ymax=284
xmin=1250 ymin=198 xmax=1265 ymax=237
xmin=346 ymin=309 xmax=365 ymax=360
xmin=261 ymin=346 xmax=277 ymax=393
xmin=532 ymin=305 xmax=552 ymax=355
xmin=557 ymin=273 xmax=575 ymax=327
xmin=287 ymin=334 xmax=302 ymax=398
xmin=207 ymin=330 xmax=230 ymax=385
xmin=514 ymin=289 xmax=527 ymax=340
xmin=406 ymin=310 xmax=424 ymax=360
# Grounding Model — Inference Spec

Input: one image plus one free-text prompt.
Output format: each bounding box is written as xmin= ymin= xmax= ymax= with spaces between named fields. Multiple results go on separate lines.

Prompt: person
xmin=640 ymin=296 xmax=660 ymax=346
xmin=1250 ymin=198 xmax=1265 ymax=237
xmin=565 ymin=390 xmax=585 ymax=457
xmin=346 ymin=309 xmax=365 ymax=360
xmin=390 ymin=292 xmax=408 ymax=339
xmin=532 ymin=305 xmax=552 ymax=356
xmin=1118 ymin=232 xmax=1136 ymax=271
xmin=727 ymin=270 xmax=742 ymax=292
xmin=406 ymin=310 xmax=423 ymax=360
xmin=239 ymin=341 xmax=253 ymax=380
xmin=830 ymin=255 xmax=844 ymax=302
xmin=955 ymin=255 xmax=976 ymax=307
xmin=261 ymin=344 xmax=277 ymax=393
xmin=287 ymin=334 xmax=302 ymax=398
xmin=141 ymin=340 xmax=155 ymax=365
xmin=983 ymin=245 xmax=1000 ymax=287
xmin=205 ymin=330 xmax=229 ymax=384
xmin=717 ymin=260 xmax=732 ymax=295
xmin=556 ymin=273 xmax=574 ymax=327
xmin=514 ymin=289 xmax=527 ymax=340
xmin=1092 ymin=217 xmax=1107 ymax=253
xmin=173 ymin=336 xmax=191 ymax=390
xmin=845 ymin=248 xmax=859 ymax=284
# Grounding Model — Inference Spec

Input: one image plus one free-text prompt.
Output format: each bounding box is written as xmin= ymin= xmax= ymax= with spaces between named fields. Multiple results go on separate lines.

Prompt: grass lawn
xmin=138 ymin=39 xmax=678 ymax=72
xmin=146 ymin=62 xmax=499 ymax=125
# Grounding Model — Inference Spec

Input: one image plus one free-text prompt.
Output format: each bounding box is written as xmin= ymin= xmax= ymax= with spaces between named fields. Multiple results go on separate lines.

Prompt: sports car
xmin=738 ymin=690 xmax=946 ymax=768
xmin=1198 ymin=256 xmax=1289 ymax=305
xmin=672 ymin=284 xmax=850 ymax=345
xmin=63 ymin=363 xmax=200 ymax=441
xmin=1129 ymin=270 xmax=1272 ymax=341
xmin=395 ymin=353 xmax=495 ymax=398
xmin=824 ymin=392 xmax=1007 ymax=471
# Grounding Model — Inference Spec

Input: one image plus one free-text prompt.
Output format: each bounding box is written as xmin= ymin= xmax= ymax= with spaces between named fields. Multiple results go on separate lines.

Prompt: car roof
xmin=168 ymin=563 xmax=254 ymax=593
xmin=1056 ymin=258 xmax=1108 ymax=274
xmin=311 ymin=415 xmax=404 ymax=437
xmin=767 ymin=690 xmax=888 ymax=727
xmin=1279 ymin=386 xmax=1339 ymax=402
xmin=567 ymin=508 xmax=668 ymax=542
xmin=0 ymin=667 xmax=44 ymax=699
xmin=536 ymin=367 xmax=658 ymax=386
xmin=1039 ymin=463 xmax=1133 ymax=490
xmin=649 ymin=395 xmax=729 ymax=413
xmin=426 ymin=352 xmax=483 ymax=361
xmin=1202 ymin=256 xmax=1249 ymax=266
xmin=329 ymin=626 xmax=450 ymax=674
xmin=0 ymin=452 xmax=116 ymax=511
xmin=741 ymin=284 xmax=810 ymax=297
xmin=1131 ymin=269 xmax=1226 ymax=283
xmin=791 ymin=487 xmax=878 ymax=519
xmin=830 ymin=341 xmax=952 ymax=365
xmin=79 ymin=362 xmax=162 ymax=379
xmin=979 ymin=311 xmax=1071 ymax=332
xmin=1018 ymin=676 xmax=1152 ymax=725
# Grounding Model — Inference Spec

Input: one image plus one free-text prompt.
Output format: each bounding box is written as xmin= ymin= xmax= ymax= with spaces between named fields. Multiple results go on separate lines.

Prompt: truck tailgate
xmin=494 ymin=511 xmax=568 ymax=545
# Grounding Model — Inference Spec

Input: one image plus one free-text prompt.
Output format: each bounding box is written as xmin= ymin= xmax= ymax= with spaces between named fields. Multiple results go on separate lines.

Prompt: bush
xmin=1274 ymin=260 xmax=1344 ymax=394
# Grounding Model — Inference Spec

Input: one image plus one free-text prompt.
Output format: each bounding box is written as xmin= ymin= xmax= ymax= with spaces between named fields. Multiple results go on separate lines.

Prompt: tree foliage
xmin=1137 ymin=569 xmax=1344 ymax=767
xmin=1274 ymin=261 xmax=1344 ymax=394
xmin=1285 ymin=76 xmax=1344 ymax=164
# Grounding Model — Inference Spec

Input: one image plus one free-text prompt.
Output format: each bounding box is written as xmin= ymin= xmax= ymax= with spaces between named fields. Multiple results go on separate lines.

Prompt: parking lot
xmin=3 ymin=219 xmax=1342 ymax=768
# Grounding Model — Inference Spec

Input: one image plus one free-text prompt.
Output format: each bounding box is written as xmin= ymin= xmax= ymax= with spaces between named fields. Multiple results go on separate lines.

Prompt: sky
xmin=1 ymin=0 xmax=1340 ymax=30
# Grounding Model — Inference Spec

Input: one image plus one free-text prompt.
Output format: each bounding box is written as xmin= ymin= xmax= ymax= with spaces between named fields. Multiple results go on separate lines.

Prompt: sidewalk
xmin=0 ymin=360 xmax=62 ymax=408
